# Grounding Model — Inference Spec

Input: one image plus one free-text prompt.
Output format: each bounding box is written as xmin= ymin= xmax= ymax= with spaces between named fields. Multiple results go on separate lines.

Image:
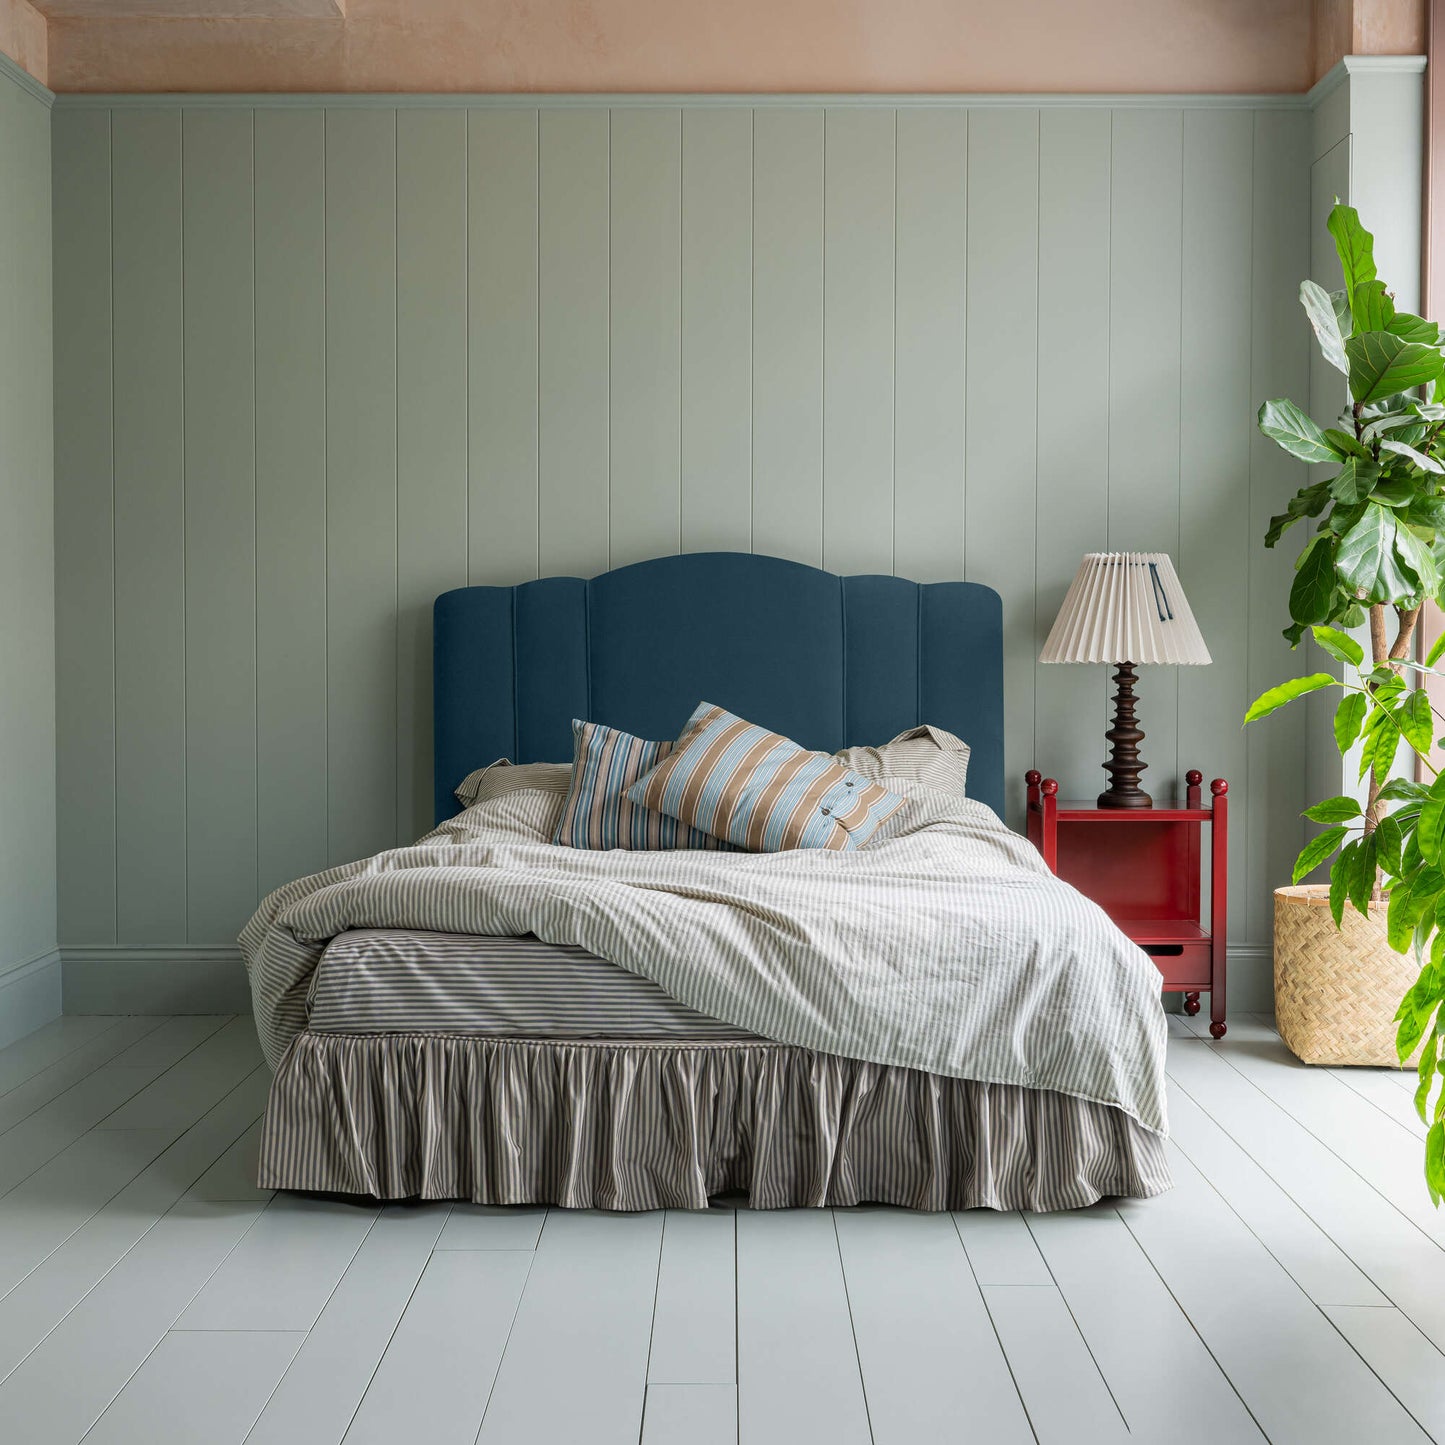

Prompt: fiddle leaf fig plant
xmin=1243 ymin=203 xmax=1445 ymax=1204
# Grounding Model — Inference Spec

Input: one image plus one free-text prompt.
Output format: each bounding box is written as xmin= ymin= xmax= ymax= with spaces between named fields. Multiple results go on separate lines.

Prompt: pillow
xmin=627 ymin=702 xmax=906 ymax=852
xmin=455 ymin=758 xmax=571 ymax=809
xmin=833 ymin=724 xmax=970 ymax=797
xmin=553 ymin=719 xmax=732 ymax=851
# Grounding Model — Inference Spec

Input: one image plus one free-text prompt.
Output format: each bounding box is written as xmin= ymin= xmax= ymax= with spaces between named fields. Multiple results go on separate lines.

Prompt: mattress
xmin=307 ymin=928 xmax=759 ymax=1040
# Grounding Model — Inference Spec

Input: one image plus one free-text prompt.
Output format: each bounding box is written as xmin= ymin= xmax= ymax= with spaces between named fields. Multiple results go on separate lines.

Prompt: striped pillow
xmin=552 ymin=719 xmax=732 ymax=851
xmin=627 ymin=702 xmax=906 ymax=852
xmin=833 ymin=725 xmax=971 ymax=797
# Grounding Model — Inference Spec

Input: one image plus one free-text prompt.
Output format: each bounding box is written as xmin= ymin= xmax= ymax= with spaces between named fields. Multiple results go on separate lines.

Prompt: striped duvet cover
xmin=240 ymin=785 xmax=1169 ymax=1136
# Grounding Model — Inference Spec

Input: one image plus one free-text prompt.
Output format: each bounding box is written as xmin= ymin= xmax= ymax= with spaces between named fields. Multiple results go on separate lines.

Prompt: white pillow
xmin=833 ymin=725 xmax=970 ymax=797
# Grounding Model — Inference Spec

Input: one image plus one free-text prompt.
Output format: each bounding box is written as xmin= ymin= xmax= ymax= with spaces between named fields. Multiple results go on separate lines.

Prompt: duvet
xmin=240 ymin=786 xmax=1169 ymax=1134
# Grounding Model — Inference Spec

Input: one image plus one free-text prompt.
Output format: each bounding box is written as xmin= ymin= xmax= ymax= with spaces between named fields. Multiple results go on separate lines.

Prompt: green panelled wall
xmin=50 ymin=98 xmax=1312 ymax=1005
xmin=0 ymin=59 xmax=56 ymax=1043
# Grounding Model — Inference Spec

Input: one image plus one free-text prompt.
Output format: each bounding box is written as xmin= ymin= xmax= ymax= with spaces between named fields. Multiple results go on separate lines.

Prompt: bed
xmin=245 ymin=552 xmax=1170 ymax=1211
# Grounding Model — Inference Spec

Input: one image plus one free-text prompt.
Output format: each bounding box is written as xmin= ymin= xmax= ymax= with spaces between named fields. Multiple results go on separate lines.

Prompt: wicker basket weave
xmin=1274 ymin=884 xmax=1420 ymax=1068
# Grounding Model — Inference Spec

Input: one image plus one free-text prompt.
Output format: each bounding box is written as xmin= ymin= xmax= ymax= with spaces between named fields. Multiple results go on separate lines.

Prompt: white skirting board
xmin=62 ymin=946 xmax=253 ymax=1015
xmin=0 ymin=950 xmax=62 ymax=1048
xmin=57 ymin=942 xmax=1276 ymax=1018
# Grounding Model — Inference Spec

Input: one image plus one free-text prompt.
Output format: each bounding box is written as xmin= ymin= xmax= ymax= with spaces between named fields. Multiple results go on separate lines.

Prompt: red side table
xmin=1025 ymin=769 xmax=1228 ymax=1039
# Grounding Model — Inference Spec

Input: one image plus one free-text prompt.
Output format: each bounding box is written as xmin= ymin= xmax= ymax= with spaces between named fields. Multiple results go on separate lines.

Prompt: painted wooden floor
xmin=0 ymin=1011 xmax=1442 ymax=1444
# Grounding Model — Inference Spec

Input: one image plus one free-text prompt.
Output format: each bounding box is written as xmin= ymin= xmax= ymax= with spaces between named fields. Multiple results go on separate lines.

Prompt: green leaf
xmin=1304 ymin=795 xmax=1363 ymax=822
xmin=1324 ymin=427 xmax=1370 ymax=458
xmin=1244 ymin=673 xmax=1340 ymax=724
xmin=1352 ymin=278 xmax=1396 ymax=333
xmin=1418 ymin=775 xmax=1445 ymax=864
xmin=1336 ymin=504 xmax=1415 ymax=603
xmin=1381 ymin=778 xmax=1432 ymax=803
xmin=1311 ymin=624 xmax=1364 ymax=667
xmin=1330 ymin=842 xmax=1355 ymax=925
xmin=1328 ymin=204 xmax=1378 ymax=296
xmin=1376 ymin=812 xmax=1405 ymax=875
xmin=1351 ymin=831 xmax=1380 ymax=916
xmin=1402 ymin=689 xmax=1436 ymax=756
xmin=1258 ymin=399 xmax=1341 ymax=464
xmin=1427 ymin=1120 xmax=1445 ymax=1207
xmin=1328 ymin=457 xmax=1381 ymax=504
xmin=1390 ymin=311 xmax=1441 ymax=345
xmin=1290 ymin=538 xmax=1338 ymax=626
xmin=1388 ymin=868 xmax=1442 ymax=950
xmin=1362 ymin=411 xmax=1425 ymax=440
xmin=1345 ymin=331 xmax=1445 ymax=404
xmin=1265 ymin=481 xmax=1332 ymax=547
xmin=1428 ymin=630 xmax=1445 ymax=668
xmin=1334 ymin=692 xmax=1368 ymax=751
xmin=1371 ymin=477 xmax=1418 ymax=508
xmin=1300 ymin=278 xmax=1351 ymax=374
xmin=1395 ymin=523 xmax=1441 ymax=599
xmin=1380 ymin=438 xmax=1445 ymax=474
xmin=1293 ymin=826 xmax=1347 ymax=884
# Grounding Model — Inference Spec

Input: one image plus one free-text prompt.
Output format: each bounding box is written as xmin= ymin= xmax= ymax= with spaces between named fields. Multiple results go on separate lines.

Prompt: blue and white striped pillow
xmin=552 ymin=718 xmax=731 ymax=851
xmin=626 ymin=702 xmax=906 ymax=852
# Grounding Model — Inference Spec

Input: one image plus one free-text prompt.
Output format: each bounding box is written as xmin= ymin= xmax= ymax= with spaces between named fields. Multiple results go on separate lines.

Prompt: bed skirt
xmin=258 ymin=1031 xmax=1171 ymax=1212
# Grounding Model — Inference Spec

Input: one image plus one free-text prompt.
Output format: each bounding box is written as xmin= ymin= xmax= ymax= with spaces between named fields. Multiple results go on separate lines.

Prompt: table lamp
xmin=1039 ymin=552 xmax=1212 ymax=808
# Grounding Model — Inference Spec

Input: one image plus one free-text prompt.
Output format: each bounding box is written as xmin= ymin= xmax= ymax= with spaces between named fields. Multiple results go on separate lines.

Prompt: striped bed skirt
xmin=258 ymin=1032 xmax=1171 ymax=1212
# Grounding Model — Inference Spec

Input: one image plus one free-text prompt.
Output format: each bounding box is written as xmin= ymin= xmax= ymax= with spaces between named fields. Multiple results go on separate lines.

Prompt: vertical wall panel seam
xmin=251 ymin=107 xmax=260 ymax=909
xmin=1175 ymin=109 xmax=1186 ymax=786
xmin=322 ymin=107 xmax=331 ymax=865
xmin=464 ymin=111 xmax=470 ymax=590
xmin=748 ymin=107 xmax=755 ymax=554
xmin=606 ymin=107 xmax=613 ymax=572
xmin=960 ymin=109 xmax=969 ymax=580
xmin=891 ymin=107 xmax=898 ymax=577
xmin=535 ymin=109 xmax=542 ymax=580
xmin=820 ymin=108 xmax=828 ymax=559
xmin=108 ymin=107 xmax=117 ymax=942
xmin=677 ymin=106 xmax=684 ymax=555
xmin=1245 ymin=107 xmax=1258 ymax=942
xmin=180 ymin=108 xmax=190 ymax=941
xmin=1032 ymin=112 xmax=1042 ymax=773
xmin=393 ymin=107 xmax=401 ymax=845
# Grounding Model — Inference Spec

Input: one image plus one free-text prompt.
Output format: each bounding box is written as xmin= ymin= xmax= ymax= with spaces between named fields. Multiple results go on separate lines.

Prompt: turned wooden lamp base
xmin=1097 ymin=661 xmax=1153 ymax=809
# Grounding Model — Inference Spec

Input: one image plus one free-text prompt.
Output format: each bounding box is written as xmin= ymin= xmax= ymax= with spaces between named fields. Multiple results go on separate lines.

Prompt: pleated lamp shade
xmin=1040 ymin=553 xmax=1211 ymax=667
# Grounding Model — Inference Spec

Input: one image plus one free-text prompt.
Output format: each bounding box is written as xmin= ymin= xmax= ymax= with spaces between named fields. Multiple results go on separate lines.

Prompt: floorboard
xmin=641 ymin=1383 xmax=737 ymax=1445
xmin=1118 ymin=1144 xmax=1430 ymax=1444
xmin=0 ymin=1066 xmax=269 ymax=1384
xmin=647 ymin=1209 xmax=736 ymax=1386
xmin=344 ymin=1248 xmax=533 ymax=1445
xmin=0 ymin=1012 xmax=1442 ymax=1445
xmin=84 ymin=1328 xmax=304 ymax=1445
xmin=1027 ymin=1207 xmax=1264 ymax=1442
xmin=735 ymin=1208 xmax=873 ymax=1445
xmin=981 ymin=1283 xmax=1130 ymax=1444
xmin=834 ymin=1207 xmax=1034 ymax=1445
xmin=1325 ymin=1305 xmax=1445 ymax=1443
xmin=1167 ymin=1032 xmax=1445 ymax=1355
xmin=476 ymin=1210 xmax=663 ymax=1445
xmin=245 ymin=1204 xmax=453 ymax=1445
xmin=0 ymin=1016 xmax=128 ymax=1095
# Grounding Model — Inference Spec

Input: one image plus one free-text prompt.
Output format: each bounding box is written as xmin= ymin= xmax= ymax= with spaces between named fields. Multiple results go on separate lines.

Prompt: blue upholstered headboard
xmin=434 ymin=552 xmax=1004 ymax=822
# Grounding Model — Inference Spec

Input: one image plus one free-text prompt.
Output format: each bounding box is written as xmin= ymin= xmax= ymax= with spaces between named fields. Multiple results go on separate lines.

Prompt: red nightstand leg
xmin=1209 ymin=1019 xmax=1228 ymax=1039
xmin=1183 ymin=992 xmax=1201 ymax=1016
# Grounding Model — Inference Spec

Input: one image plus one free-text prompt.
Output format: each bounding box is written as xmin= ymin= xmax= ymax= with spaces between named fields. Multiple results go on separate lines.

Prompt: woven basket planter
xmin=1274 ymin=884 xmax=1420 ymax=1068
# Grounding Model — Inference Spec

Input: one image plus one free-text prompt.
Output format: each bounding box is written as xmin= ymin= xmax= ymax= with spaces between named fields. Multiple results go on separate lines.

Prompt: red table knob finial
xmin=1185 ymin=769 xmax=1203 ymax=787
xmin=1041 ymin=778 xmax=1059 ymax=797
xmin=1211 ymin=778 xmax=1228 ymax=796
xmin=1025 ymin=769 xmax=1041 ymax=786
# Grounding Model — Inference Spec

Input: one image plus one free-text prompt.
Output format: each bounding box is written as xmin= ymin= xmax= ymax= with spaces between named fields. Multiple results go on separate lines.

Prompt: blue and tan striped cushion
xmin=552 ymin=719 xmax=731 ymax=851
xmin=627 ymin=702 xmax=906 ymax=852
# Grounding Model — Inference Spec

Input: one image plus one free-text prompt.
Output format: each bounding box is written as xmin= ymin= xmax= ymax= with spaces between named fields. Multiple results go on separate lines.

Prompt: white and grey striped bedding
xmin=310 ymin=928 xmax=757 ymax=1039
xmin=259 ymin=1033 xmax=1172 ymax=1211
xmin=241 ymin=784 xmax=1169 ymax=1136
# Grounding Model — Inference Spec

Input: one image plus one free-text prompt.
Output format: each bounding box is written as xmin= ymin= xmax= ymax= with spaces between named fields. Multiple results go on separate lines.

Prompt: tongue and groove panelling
xmin=50 ymin=96 xmax=1310 ymax=991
